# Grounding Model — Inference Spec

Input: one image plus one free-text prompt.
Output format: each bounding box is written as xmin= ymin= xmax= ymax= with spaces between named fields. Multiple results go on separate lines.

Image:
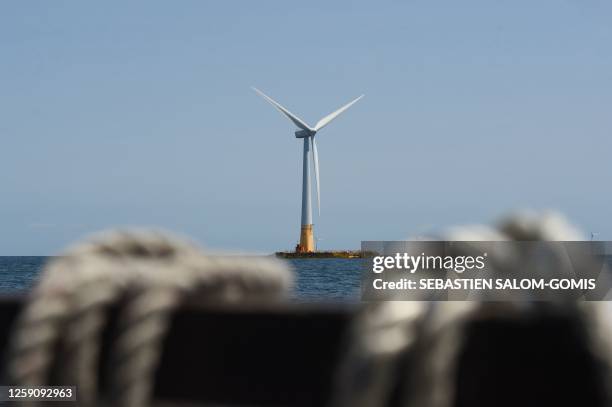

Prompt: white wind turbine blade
xmin=314 ymin=94 xmax=364 ymax=132
xmin=252 ymin=87 xmax=313 ymax=132
xmin=311 ymin=136 xmax=320 ymax=215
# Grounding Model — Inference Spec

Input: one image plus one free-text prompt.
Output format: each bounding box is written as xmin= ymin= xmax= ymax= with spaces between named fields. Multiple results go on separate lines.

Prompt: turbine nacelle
xmin=295 ymin=129 xmax=315 ymax=138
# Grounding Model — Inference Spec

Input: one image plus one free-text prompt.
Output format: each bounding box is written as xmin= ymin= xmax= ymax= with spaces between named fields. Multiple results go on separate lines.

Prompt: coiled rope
xmin=6 ymin=212 xmax=612 ymax=407
xmin=4 ymin=230 xmax=292 ymax=407
xmin=331 ymin=211 xmax=612 ymax=407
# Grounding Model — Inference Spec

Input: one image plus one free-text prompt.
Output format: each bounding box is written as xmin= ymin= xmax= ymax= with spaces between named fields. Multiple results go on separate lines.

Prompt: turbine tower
xmin=253 ymin=87 xmax=363 ymax=253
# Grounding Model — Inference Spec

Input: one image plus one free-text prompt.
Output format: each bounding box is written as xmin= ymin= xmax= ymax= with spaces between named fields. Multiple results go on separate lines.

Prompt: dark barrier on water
xmin=2 ymin=298 xmax=612 ymax=406
xmin=0 ymin=297 xmax=355 ymax=406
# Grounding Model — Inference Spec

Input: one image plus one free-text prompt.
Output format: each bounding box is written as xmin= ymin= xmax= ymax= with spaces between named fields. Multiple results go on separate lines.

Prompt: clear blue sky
xmin=1 ymin=1 xmax=611 ymax=254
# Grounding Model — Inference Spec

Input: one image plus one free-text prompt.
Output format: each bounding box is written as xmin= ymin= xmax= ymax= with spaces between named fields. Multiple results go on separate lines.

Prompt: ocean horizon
xmin=0 ymin=256 xmax=362 ymax=301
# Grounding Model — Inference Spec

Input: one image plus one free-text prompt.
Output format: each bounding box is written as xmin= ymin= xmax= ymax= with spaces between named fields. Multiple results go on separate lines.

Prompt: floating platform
xmin=275 ymin=250 xmax=362 ymax=259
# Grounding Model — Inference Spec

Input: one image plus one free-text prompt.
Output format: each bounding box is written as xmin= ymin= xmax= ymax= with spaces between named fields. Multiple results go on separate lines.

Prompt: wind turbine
xmin=253 ymin=87 xmax=363 ymax=253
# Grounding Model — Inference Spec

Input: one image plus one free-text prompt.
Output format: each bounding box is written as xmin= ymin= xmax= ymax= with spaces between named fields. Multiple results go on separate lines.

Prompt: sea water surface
xmin=0 ymin=257 xmax=362 ymax=301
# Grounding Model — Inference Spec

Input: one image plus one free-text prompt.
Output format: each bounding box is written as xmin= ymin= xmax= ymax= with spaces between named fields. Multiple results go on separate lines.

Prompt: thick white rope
xmin=331 ymin=210 xmax=612 ymax=407
xmin=5 ymin=230 xmax=292 ymax=407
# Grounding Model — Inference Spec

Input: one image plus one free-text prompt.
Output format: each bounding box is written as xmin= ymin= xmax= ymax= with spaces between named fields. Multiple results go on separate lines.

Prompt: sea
xmin=0 ymin=257 xmax=362 ymax=302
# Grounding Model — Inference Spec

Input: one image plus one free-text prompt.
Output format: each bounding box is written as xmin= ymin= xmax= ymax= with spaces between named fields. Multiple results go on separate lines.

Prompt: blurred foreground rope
xmin=6 ymin=211 xmax=612 ymax=407
xmin=4 ymin=230 xmax=292 ymax=407
xmin=330 ymin=211 xmax=612 ymax=407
